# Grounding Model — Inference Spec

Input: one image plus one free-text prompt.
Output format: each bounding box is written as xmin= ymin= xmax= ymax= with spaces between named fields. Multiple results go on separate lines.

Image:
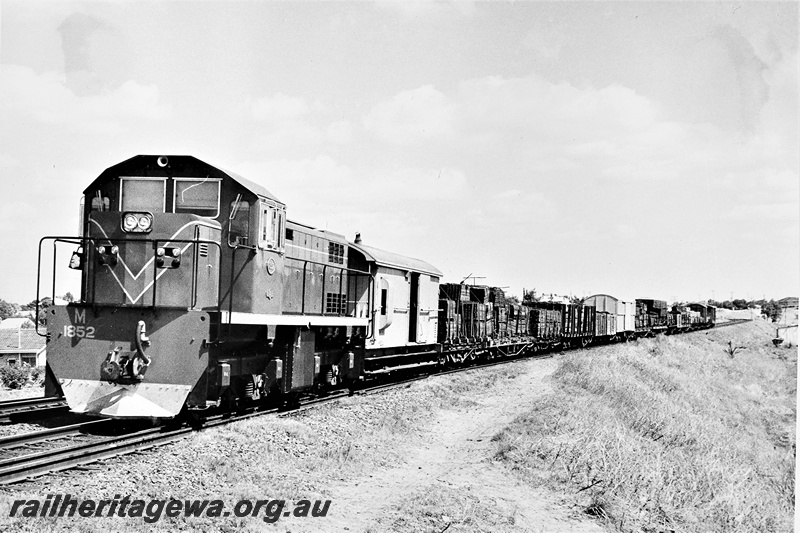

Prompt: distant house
xmin=778 ymin=297 xmax=799 ymax=308
xmin=0 ymin=319 xmax=45 ymax=367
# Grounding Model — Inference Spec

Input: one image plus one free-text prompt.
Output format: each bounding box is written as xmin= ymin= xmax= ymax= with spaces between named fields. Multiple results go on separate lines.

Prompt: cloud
xmin=251 ymin=93 xmax=315 ymax=122
xmin=521 ymin=30 xmax=562 ymax=61
xmin=364 ymin=69 xmax=795 ymax=201
xmin=247 ymin=93 xmax=353 ymax=152
xmin=0 ymin=64 xmax=171 ymax=133
xmin=363 ymin=85 xmax=454 ymax=144
xmin=373 ymin=0 xmax=476 ymax=18
xmin=364 ymin=75 xmax=658 ymax=150
xmin=368 ymin=166 xmax=467 ymax=201
xmin=327 ymin=120 xmax=353 ymax=144
xmin=713 ymin=25 xmax=770 ymax=131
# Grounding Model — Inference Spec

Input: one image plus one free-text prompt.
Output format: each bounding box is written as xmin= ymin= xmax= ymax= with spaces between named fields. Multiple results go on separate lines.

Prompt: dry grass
xmin=492 ymin=323 xmax=796 ymax=533
xmin=370 ymin=484 xmax=522 ymax=533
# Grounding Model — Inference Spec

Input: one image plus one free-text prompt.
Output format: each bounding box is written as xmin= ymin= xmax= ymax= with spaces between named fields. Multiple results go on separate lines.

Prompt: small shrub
xmin=29 ymin=366 xmax=42 ymax=382
xmin=0 ymin=365 xmax=30 ymax=389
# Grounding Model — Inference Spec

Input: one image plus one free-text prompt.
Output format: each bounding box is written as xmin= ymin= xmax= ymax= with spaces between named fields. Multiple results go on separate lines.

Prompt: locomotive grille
xmin=325 ymin=293 xmax=346 ymax=314
xmin=328 ymin=242 xmax=344 ymax=265
xmin=199 ymin=243 xmax=209 ymax=257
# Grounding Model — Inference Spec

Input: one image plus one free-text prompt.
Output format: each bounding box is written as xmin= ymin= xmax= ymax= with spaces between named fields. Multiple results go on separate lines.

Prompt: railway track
xmin=0 ymin=320 xmax=752 ymax=485
xmin=0 ymin=350 xmax=546 ymax=485
xmin=0 ymin=396 xmax=68 ymax=424
xmin=712 ymin=318 xmax=753 ymax=328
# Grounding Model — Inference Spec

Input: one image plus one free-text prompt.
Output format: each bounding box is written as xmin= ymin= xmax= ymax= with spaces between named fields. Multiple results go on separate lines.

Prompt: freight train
xmin=36 ymin=155 xmax=716 ymax=418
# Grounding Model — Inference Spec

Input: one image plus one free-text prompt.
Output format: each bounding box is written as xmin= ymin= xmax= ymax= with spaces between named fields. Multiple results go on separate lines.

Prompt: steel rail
xmin=0 ymin=419 xmax=112 ymax=451
xmin=0 ymin=397 xmax=68 ymax=423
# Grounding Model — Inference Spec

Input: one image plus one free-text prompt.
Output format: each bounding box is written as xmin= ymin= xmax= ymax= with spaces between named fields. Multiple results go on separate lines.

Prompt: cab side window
xmin=228 ymin=200 xmax=251 ymax=246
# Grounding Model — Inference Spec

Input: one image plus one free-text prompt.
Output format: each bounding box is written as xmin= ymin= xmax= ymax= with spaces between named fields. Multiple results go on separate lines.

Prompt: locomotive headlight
xmin=156 ymin=246 xmax=182 ymax=269
xmin=98 ymin=244 xmax=119 ymax=266
xmin=123 ymin=214 xmax=138 ymax=231
xmin=121 ymin=212 xmax=153 ymax=233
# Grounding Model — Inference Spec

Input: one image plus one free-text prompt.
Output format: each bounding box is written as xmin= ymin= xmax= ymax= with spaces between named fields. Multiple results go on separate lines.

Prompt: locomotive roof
xmin=84 ymin=155 xmax=283 ymax=204
xmin=349 ymin=242 xmax=443 ymax=277
xmin=218 ymin=167 xmax=283 ymax=204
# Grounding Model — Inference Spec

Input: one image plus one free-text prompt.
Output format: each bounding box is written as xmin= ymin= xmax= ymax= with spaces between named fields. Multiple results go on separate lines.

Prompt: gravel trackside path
xmin=322 ymin=358 xmax=605 ymax=533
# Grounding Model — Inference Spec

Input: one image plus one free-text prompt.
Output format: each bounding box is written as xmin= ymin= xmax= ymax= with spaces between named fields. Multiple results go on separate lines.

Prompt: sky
xmin=0 ymin=0 xmax=797 ymax=305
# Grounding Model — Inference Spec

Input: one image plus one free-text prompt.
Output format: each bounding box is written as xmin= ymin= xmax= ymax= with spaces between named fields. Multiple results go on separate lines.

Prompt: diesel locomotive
xmin=36 ymin=155 xmax=715 ymax=418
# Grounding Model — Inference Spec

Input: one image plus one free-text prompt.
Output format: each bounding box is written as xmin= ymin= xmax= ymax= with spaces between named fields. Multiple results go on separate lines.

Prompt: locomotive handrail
xmin=146 ymin=237 xmax=223 ymax=312
xmin=35 ymin=235 xmax=223 ymax=338
xmin=216 ymin=251 xmax=375 ymax=343
xmin=215 ymin=244 xmax=252 ymax=344
xmin=38 ymin=234 xmax=376 ymax=342
xmin=35 ymin=236 xmax=84 ymax=337
xmin=285 ymin=257 xmax=373 ymax=317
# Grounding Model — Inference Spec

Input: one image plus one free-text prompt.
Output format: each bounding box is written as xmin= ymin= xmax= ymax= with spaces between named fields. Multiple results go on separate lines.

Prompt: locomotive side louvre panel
xmin=282 ymin=223 xmax=353 ymax=317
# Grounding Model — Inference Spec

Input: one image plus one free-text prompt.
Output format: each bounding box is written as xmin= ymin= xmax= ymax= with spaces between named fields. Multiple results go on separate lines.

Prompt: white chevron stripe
xmin=89 ymin=219 xmax=212 ymax=304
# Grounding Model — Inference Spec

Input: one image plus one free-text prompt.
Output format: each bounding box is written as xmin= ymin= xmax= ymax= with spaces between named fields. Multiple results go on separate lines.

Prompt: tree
xmin=62 ymin=292 xmax=75 ymax=303
xmin=732 ymin=299 xmax=748 ymax=310
xmin=762 ymin=300 xmax=781 ymax=322
xmin=36 ymin=298 xmax=52 ymax=326
xmin=0 ymin=299 xmax=16 ymax=320
xmin=523 ymin=289 xmax=541 ymax=303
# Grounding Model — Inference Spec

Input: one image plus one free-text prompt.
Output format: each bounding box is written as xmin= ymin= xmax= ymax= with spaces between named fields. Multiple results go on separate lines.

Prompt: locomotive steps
xmin=0 ymin=319 xmax=794 ymax=532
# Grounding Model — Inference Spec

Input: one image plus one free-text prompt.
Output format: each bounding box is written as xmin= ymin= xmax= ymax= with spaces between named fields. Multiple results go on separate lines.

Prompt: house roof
xmin=0 ymin=328 xmax=44 ymax=352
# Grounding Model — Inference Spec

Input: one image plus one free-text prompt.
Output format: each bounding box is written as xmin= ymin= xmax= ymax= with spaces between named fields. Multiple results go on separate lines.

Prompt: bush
xmin=0 ymin=365 xmax=31 ymax=389
xmin=29 ymin=365 xmax=43 ymax=383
